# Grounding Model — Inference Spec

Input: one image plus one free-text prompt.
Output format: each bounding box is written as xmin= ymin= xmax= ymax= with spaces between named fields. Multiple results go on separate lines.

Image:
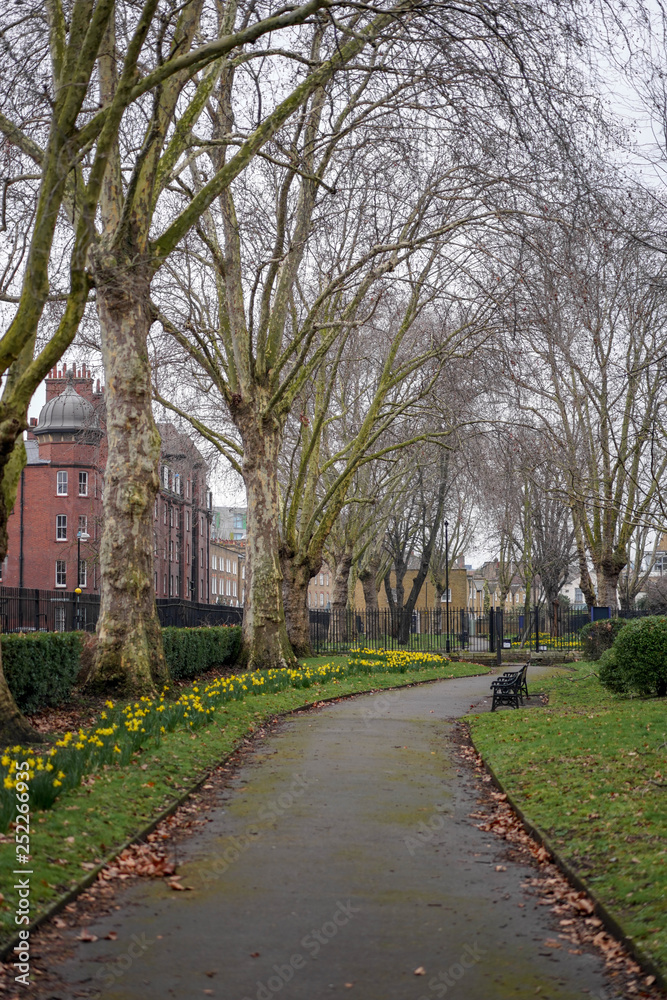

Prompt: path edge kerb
xmin=466 ymin=725 xmax=666 ymax=992
xmin=0 ymin=668 xmax=489 ymax=961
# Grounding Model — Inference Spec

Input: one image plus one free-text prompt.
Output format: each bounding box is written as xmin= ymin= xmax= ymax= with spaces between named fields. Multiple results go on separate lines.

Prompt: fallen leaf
xmin=105 ymin=931 xmax=118 ymax=941
xmin=495 ymin=865 xmax=507 ymax=872
xmin=250 ymin=953 xmax=260 ymax=958
xmin=414 ymin=967 xmax=426 ymax=976
xmin=80 ymin=862 xmax=97 ymax=870
xmin=76 ymin=930 xmax=98 ymax=942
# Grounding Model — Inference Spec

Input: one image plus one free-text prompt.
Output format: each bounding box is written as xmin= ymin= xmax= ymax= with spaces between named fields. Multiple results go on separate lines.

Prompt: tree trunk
xmin=282 ymin=556 xmax=313 ymax=658
xmin=88 ymin=266 xmax=167 ymax=695
xmin=331 ymin=549 xmax=353 ymax=614
xmin=239 ymin=414 xmax=295 ymax=670
xmin=359 ymin=560 xmax=380 ymax=611
xmin=330 ymin=548 xmax=353 ymax=644
xmin=596 ymin=568 xmax=620 ymax=610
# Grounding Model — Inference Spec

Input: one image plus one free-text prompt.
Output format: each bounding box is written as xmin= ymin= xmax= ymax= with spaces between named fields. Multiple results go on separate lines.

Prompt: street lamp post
xmin=75 ymin=529 xmax=90 ymax=629
xmin=444 ymin=520 xmax=450 ymax=654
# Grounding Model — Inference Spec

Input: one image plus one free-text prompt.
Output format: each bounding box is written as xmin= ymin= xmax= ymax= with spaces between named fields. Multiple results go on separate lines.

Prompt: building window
xmin=163 ymin=503 xmax=167 ymax=525
xmin=200 ymin=516 xmax=204 ymax=535
xmin=175 ymin=540 xmax=180 ymax=562
xmin=78 ymin=559 xmax=87 ymax=588
xmin=200 ymin=548 xmax=203 ymax=568
xmin=186 ymin=543 xmax=190 ymax=563
xmin=174 ymin=473 xmax=181 ymax=496
xmin=574 ymin=588 xmax=584 ymax=605
xmin=226 ymin=558 xmax=231 ymax=573
xmin=56 ymin=514 xmax=67 ymax=540
xmin=154 ymin=533 xmax=158 ymax=556
xmin=232 ymin=560 xmax=236 ymax=573
xmin=55 ymin=605 xmax=66 ymax=631
xmin=175 ymin=576 xmax=180 ymax=597
xmin=57 ymin=471 xmax=68 ymax=495
xmin=163 ymin=466 xmax=169 ymax=490
xmin=232 ymin=580 xmax=237 ymax=597
xmin=55 ymin=560 xmax=66 ymax=587
xmin=169 ymin=574 xmax=173 ymax=597
xmin=186 ymin=479 xmax=190 ymax=499
xmin=212 ymin=577 xmax=217 ymax=595
xmin=78 ymin=515 xmax=88 ymax=534
xmin=170 ymin=506 xmax=174 ymax=527
xmin=78 ymin=471 xmax=88 ymax=496
xmin=185 ymin=510 xmax=190 ymax=531
xmin=169 ymin=539 xmax=174 ymax=562
xmin=163 ymin=573 xmax=167 ymax=595
xmin=212 ymin=555 xmax=217 ymax=571
xmin=242 ymin=564 xmax=245 ymax=579
xmin=319 ymin=593 xmax=324 ymax=606
xmin=319 ymin=573 xmax=324 ymax=585
xmin=154 ymin=498 xmax=158 ymax=519
xmin=200 ymin=578 xmax=204 ymax=600
xmin=325 ymin=574 xmax=329 ymax=586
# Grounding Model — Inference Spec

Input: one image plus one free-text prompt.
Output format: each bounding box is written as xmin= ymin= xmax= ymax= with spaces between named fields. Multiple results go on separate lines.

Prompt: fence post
xmin=534 ymin=604 xmax=539 ymax=652
xmin=489 ymin=608 xmax=495 ymax=653
xmin=496 ymin=608 xmax=503 ymax=667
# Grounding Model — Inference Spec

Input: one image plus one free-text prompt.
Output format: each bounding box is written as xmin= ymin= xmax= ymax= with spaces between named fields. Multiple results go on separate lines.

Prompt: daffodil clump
xmin=509 ymin=631 xmax=580 ymax=650
xmin=0 ymin=648 xmax=448 ymax=831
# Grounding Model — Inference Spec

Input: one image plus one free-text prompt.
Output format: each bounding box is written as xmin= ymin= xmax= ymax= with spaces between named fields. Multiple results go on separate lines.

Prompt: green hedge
xmin=4 ymin=626 xmax=242 ymax=712
xmin=599 ymin=615 xmax=667 ymax=697
xmin=579 ymin=618 xmax=628 ymax=660
xmin=162 ymin=625 xmax=242 ymax=680
xmin=2 ymin=632 xmax=84 ymax=713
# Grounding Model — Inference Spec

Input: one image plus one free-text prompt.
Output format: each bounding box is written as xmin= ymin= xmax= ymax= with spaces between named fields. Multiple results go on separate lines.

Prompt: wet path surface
xmin=57 ymin=671 xmax=616 ymax=1000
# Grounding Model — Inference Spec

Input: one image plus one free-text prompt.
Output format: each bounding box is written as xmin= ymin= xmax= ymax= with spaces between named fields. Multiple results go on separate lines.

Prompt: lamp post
xmin=444 ymin=520 xmax=450 ymax=654
xmin=75 ymin=529 xmax=90 ymax=629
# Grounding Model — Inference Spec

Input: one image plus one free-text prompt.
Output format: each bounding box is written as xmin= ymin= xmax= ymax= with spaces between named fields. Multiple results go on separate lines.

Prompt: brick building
xmin=3 ymin=365 xmax=213 ymax=602
xmin=210 ymin=539 xmax=245 ymax=606
xmin=308 ymin=562 xmax=333 ymax=608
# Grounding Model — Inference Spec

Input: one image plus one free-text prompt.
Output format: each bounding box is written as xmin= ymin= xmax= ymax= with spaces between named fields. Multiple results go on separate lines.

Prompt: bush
xmin=162 ymin=625 xmax=242 ymax=680
xmin=597 ymin=647 xmax=628 ymax=693
xmin=2 ymin=632 xmax=84 ymax=713
xmin=602 ymin=615 xmax=667 ymax=697
xmin=579 ymin=618 xmax=628 ymax=660
xmin=4 ymin=626 xmax=243 ymax=713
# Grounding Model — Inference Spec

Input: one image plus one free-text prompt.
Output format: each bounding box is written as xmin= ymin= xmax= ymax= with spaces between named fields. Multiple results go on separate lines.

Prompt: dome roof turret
xmin=34 ymin=376 xmax=97 ymax=436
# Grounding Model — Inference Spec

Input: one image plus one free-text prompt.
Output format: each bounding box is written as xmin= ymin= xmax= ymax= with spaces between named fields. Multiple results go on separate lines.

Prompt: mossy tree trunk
xmin=282 ymin=556 xmax=315 ymax=658
xmin=88 ymin=265 xmax=166 ymax=695
xmin=238 ymin=410 xmax=294 ymax=670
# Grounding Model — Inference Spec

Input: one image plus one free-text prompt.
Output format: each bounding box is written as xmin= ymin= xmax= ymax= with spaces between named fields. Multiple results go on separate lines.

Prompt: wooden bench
xmin=490 ymin=663 xmax=529 ymax=711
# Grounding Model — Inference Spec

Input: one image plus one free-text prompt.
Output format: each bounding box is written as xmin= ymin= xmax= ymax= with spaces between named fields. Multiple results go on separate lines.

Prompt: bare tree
xmin=499 ymin=204 xmax=667 ymax=610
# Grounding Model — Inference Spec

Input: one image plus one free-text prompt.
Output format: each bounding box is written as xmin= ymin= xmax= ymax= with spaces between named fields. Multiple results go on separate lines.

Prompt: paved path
xmin=58 ymin=670 xmax=616 ymax=1000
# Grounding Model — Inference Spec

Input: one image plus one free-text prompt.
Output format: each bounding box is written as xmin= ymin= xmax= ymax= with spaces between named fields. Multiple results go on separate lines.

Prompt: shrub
xmin=2 ymin=632 xmax=84 ymax=713
xmin=162 ymin=625 xmax=242 ymax=680
xmin=4 ymin=626 xmax=243 ymax=713
xmin=603 ymin=615 xmax=667 ymax=697
xmin=579 ymin=618 xmax=628 ymax=660
xmin=597 ymin=647 xmax=627 ymax=694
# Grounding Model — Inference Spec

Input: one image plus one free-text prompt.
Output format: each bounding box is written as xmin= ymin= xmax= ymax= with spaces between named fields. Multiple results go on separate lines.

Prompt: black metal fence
xmin=308 ymin=605 xmax=656 ymax=655
xmin=0 ymin=586 xmax=242 ymax=633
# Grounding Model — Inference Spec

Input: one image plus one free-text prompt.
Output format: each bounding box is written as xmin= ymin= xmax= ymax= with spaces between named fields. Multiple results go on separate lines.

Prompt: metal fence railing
xmin=308 ymin=605 xmax=659 ymax=656
xmin=0 ymin=586 xmax=243 ymax=633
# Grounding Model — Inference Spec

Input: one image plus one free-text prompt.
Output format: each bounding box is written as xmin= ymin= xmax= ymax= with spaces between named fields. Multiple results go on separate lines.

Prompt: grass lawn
xmin=0 ymin=655 xmax=486 ymax=949
xmin=469 ymin=662 xmax=667 ymax=975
